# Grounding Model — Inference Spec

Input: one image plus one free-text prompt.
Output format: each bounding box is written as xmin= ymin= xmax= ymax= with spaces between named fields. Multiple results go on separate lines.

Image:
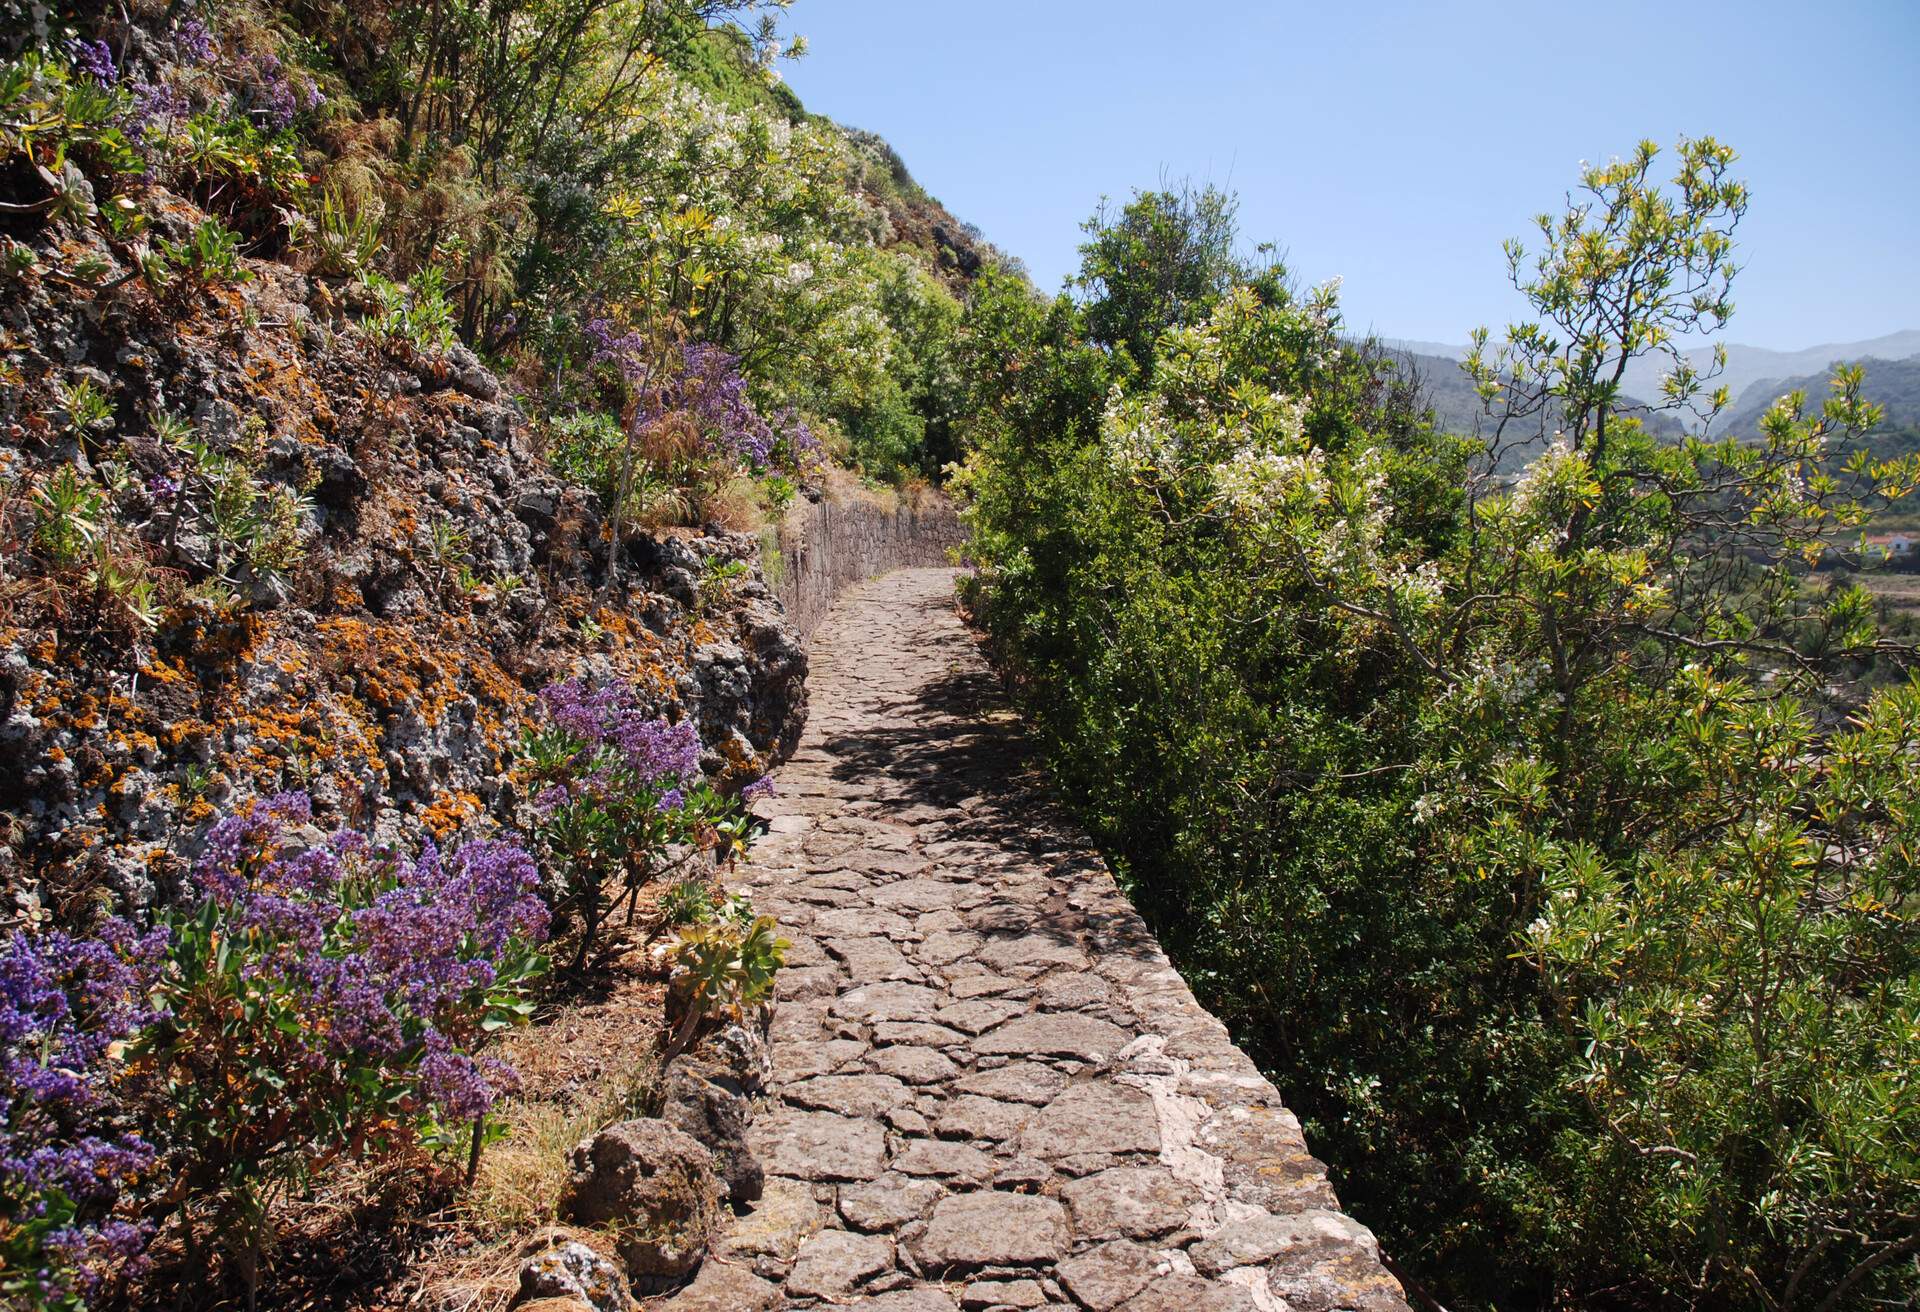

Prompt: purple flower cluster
xmin=2 ymin=919 xmax=165 ymax=1297
xmin=47 ymin=1217 xmax=151 ymax=1296
xmin=741 ymin=776 xmax=776 ymax=803
xmin=251 ymin=56 xmax=296 ymax=128
xmin=539 ymin=679 xmax=702 ymax=787
xmin=245 ymin=52 xmax=321 ymax=129
xmin=124 ymin=79 xmax=191 ymax=142
xmin=420 ymin=1040 xmax=517 ymax=1122
xmin=577 ymin=320 xmax=813 ymax=475
xmin=174 ymin=18 xmax=216 ymax=64
xmin=584 ymin=316 xmax=651 ymax=385
xmin=773 ymin=408 xmax=824 ymax=466
xmin=190 ymin=793 xmax=548 ymax=1118
xmin=70 ymin=38 xmax=116 ymax=86
xmin=1 ymin=922 xmax=162 ymax=1200
xmin=671 ymin=344 xmax=818 ymax=473
xmin=679 ymin=342 xmax=775 ymax=467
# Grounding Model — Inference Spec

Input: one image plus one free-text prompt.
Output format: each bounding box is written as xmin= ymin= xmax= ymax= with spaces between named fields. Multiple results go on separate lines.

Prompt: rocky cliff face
xmin=0 ymin=202 xmax=806 ymax=920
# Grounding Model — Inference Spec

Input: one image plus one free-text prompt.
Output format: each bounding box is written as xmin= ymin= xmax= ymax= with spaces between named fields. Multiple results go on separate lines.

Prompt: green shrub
xmin=162 ymin=218 xmax=250 ymax=286
xmin=29 ymin=465 xmax=109 ymax=567
xmin=955 ymin=147 xmax=1920 ymax=1311
xmin=664 ymin=904 xmax=786 ymax=1055
xmin=359 ymin=266 xmax=457 ymax=353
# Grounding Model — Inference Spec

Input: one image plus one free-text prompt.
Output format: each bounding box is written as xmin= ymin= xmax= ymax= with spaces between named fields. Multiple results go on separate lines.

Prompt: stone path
xmin=696 ymin=568 xmax=1408 ymax=1312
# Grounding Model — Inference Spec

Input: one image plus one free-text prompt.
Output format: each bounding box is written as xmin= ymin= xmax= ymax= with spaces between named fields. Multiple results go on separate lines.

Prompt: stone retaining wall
xmin=771 ymin=489 xmax=967 ymax=644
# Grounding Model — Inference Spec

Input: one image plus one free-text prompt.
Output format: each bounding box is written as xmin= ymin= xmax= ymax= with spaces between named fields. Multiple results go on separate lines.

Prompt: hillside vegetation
xmin=0 ymin=2 xmax=988 ymax=1305
xmin=953 ymin=155 xmax=1920 ymax=1311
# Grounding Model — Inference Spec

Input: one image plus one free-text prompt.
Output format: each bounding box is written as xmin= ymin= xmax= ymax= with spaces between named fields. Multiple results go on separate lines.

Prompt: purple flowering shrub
xmin=241 ymin=51 xmax=323 ymax=131
xmin=0 ymin=923 xmax=163 ymax=1310
xmin=566 ymin=321 xmax=822 ymax=526
xmin=132 ymin=793 xmax=547 ymax=1278
xmin=174 ymin=19 xmax=217 ymax=66
xmin=519 ymin=678 xmax=758 ymax=969
xmin=672 ymin=341 xmax=822 ymax=476
xmin=0 ymin=789 xmax=554 ymax=1306
xmin=67 ymin=39 xmax=115 ymax=86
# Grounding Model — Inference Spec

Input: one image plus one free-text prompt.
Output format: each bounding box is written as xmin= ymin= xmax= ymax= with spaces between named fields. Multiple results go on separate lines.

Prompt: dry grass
xmin=463 ymin=1031 xmax=662 ymax=1233
xmin=401 ymin=900 xmax=675 ymax=1312
xmin=697 ymin=475 xmax=768 ymax=533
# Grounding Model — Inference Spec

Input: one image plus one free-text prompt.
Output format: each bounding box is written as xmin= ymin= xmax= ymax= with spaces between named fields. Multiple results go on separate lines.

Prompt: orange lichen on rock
xmin=421 ymin=790 xmax=484 ymax=839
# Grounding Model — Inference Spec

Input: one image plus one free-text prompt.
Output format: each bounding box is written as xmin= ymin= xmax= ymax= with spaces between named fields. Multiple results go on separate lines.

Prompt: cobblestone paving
xmin=704 ymin=568 xmax=1409 ymax=1312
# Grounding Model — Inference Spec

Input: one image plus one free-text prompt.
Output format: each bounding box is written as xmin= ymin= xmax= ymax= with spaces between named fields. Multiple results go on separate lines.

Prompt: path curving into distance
xmin=681 ymin=567 xmax=1409 ymax=1312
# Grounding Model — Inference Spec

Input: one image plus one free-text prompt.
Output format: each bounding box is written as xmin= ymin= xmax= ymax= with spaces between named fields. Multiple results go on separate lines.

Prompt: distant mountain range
xmin=1718 ymin=354 xmax=1920 ymax=435
xmin=1382 ymin=346 xmax=1683 ymax=469
xmin=1385 ymin=330 xmax=1920 ymax=440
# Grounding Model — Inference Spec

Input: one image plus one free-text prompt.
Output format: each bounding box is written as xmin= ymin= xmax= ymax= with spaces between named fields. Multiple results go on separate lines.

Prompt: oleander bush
xmin=954 ymin=141 xmax=1920 ymax=1310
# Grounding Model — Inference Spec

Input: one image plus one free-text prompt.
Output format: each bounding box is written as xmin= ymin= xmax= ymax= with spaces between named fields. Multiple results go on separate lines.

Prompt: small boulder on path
xmin=558 ymin=1119 xmax=723 ymax=1282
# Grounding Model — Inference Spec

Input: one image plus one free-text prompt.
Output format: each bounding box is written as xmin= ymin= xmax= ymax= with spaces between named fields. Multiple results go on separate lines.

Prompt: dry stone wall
xmin=771 ymin=490 xmax=968 ymax=644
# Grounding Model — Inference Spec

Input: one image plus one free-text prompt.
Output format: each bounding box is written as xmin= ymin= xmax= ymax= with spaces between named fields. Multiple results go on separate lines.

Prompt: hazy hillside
xmin=1719 ymin=353 xmax=1920 ymax=434
xmin=1393 ymin=329 xmax=1920 ymax=432
xmin=1643 ymin=329 xmax=1920 ymax=409
xmin=1388 ymin=346 xmax=1683 ymax=465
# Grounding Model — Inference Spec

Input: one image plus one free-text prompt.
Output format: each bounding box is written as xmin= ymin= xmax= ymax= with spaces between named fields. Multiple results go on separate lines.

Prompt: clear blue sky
xmin=780 ymin=0 xmax=1919 ymax=351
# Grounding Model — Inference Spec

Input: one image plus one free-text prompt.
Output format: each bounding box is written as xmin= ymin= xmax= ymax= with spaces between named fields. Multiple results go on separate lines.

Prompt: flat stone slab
xmin=911 ymin=1192 xmax=1072 ymax=1270
xmin=962 ymin=1277 xmax=1048 ymax=1309
xmin=787 ymin=1229 xmax=894 ymax=1299
xmin=976 ymin=1012 xmax=1133 ymax=1060
xmin=935 ymin=1093 xmax=1033 ymax=1141
xmin=733 ymin=568 xmax=1407 ymax=1311
xmin=748 ymin=1111 xmax=887 ymax=1181
xmin=1057 ymin=1240 xmax=1162 ymax=1310
xmin=838 ymin=1175 xmax=947 ymax=1232
xmin=654 ymin=1260 xmax=780 ymax=1310
xmin=831 ymin=982 xmax=945 ymax=1024
xmin=1020 ymin=1082 xmax=1162 ymax=1159
xmin=785 ymin=1074 xmax=911 ymax=1118
xmin=892 ymin=1139 xmax=997 ymax=1183
xmin=866 ymin=1046 xmax=960 ymax=1084
xmin=847 ymin=1292 xmax=961 ymax=1312
xmin=709 ymin=1176 xmax=823 ymax=1276
xmin=955 ymin=1062 xmax=1067 ymax=1105
xmin=1064 ymin=1167 xmax=1203 ymax=1241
